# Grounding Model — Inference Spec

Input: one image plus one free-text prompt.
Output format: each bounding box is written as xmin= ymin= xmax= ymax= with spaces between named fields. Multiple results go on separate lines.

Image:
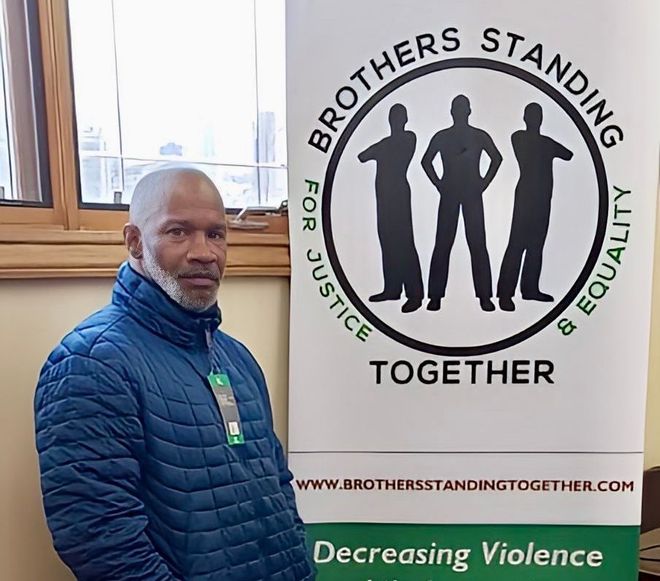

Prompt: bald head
xmin=129 ymin=168 xmax=222 ymax=230
xmin=124 ymin=167 xmax=228 ymax=311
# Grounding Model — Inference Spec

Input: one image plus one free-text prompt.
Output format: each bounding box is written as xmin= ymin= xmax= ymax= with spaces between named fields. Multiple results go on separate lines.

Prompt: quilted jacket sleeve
xmin=235 ymin=342 xmax=315 ymax=573
xmin=35 ymin=351 xmax=178 ymax=581
xmin=271 ymin=425 xmax=311 ymax=553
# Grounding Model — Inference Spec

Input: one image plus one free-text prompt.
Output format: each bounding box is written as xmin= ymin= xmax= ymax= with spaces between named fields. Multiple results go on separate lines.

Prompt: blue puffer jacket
xmin=35 ymin=263 xmax=314 ymax=580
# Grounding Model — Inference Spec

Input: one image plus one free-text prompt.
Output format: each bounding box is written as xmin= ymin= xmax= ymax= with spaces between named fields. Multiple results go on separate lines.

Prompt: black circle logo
xmin=321 ymin=58 xmax=608 ymax=356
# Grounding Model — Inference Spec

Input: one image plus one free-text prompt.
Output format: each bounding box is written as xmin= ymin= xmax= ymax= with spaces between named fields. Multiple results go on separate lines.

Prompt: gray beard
xmin=142 ymin=246 xmax=217 ymax=312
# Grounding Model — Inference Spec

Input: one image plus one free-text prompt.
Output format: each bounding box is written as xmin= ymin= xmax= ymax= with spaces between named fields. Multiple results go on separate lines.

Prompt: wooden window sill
xmin=0 ymin=221 xmax=291 ymax=279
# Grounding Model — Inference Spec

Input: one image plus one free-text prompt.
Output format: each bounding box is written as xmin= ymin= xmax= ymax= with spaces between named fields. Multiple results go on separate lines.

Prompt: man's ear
xmin=123 ymin=223 xmax=143 ymax=259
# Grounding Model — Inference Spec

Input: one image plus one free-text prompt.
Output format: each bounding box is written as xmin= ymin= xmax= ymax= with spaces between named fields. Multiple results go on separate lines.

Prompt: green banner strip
xmin=306 ymin=523 xmax=639 ymax=580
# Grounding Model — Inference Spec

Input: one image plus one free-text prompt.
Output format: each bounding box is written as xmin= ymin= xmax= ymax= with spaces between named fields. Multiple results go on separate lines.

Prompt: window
xmin=0 ymin=0 xmax=289 ymax=279
xmin=68 ymin=0 xmax=287 ymax=210
xmin=0 ymin=0 xmax=51 ymax=206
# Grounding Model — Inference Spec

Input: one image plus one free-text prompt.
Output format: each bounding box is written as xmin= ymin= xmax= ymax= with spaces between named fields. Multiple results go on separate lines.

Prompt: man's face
xmin=139 ymin=175 xmax=227 ymax=311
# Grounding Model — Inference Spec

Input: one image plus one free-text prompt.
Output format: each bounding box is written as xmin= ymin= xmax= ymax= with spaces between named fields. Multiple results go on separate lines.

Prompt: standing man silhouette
xmin=358 ymin=103 xmax=424 ymax=313
xmin=497 ymin=103 xmax=573 ymax=311
xmin=422 ymin=94 xmax=502 ymax=312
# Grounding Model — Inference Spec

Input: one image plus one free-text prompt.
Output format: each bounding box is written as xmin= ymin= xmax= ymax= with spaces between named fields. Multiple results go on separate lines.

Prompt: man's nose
xmin=187 ymin=232 xmax=216 ymax=263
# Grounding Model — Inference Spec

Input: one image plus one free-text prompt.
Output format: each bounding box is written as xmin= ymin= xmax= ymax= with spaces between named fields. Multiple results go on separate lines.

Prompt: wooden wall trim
xmin=0 ymin=230 xmax=290 ymax=279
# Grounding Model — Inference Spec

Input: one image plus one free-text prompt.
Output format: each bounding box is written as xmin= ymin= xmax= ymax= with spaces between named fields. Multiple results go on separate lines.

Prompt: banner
xmin=287 ymin=1 xmax=660 ymax=578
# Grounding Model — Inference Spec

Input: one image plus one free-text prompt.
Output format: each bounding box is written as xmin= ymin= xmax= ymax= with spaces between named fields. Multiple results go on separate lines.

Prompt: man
xmin=358 ymin=103 xmax=424 ymax=313
xmin=421 ymin=94 xmax=502 ymax=312
xmin=34 ymin=168 xmax=314 ymax=580
xmin=497 ymin=102 xmax=573 ymax=311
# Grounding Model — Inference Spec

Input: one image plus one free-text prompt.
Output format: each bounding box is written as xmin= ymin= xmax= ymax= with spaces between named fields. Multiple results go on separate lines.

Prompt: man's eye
xmin=208 ymin=231 xmax=225 ymax=240
xmin=168 ymin=228 xmax=185 ymax=236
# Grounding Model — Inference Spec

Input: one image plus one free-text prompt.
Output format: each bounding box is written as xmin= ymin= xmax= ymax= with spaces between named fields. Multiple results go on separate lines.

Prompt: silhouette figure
xmin=421 ymin=95 xmax=502 ymax=312
xmin=358 ymin=104 xmax=424 ymax=313
xmin=497 ymin=103 xmax=573 ymax=311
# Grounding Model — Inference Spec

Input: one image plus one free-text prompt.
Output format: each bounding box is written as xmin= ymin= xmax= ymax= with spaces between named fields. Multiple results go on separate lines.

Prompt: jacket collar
xmin=112 ymin=262 xmax=221 ymax=347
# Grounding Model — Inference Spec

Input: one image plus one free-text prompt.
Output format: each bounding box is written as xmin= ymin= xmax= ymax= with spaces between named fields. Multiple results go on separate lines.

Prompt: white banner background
xmin=287 ymin=0 xmax=659 ymax=528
